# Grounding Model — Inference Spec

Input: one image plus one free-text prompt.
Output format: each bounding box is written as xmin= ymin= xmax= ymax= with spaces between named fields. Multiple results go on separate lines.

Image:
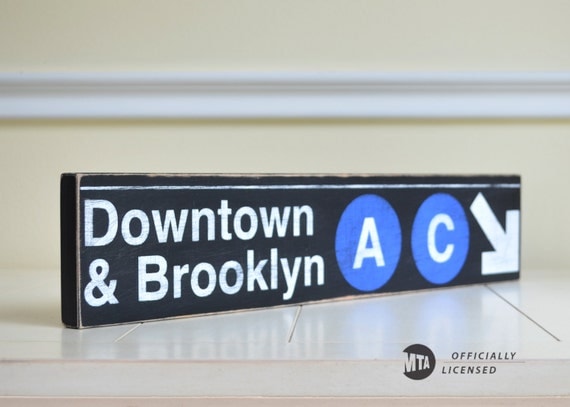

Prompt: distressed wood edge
xmin=60 ymin=174 xmax=79 ymax=328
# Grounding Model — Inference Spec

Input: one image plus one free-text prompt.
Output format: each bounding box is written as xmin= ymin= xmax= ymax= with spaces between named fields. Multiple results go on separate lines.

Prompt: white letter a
xmin=353 ymin=217 xmax=385 ymax=269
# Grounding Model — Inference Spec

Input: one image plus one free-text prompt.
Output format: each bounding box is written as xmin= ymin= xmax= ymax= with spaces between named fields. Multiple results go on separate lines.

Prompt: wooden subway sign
xmin=61 ymin=174 xmax=520 ymax=328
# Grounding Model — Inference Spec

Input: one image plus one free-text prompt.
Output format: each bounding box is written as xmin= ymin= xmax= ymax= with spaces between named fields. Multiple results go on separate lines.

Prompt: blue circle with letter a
xmin=411 ymin=193 xmax=469 ymax=285
xmin=335 ymin=195 xmax=402 ymax=292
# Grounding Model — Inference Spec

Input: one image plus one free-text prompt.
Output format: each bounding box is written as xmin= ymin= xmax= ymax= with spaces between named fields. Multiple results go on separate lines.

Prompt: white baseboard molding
xmin=1 ymin=72 xmax=569 ymax=119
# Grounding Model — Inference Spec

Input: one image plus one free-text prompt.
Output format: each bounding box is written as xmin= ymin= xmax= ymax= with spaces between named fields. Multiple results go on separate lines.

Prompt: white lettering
xmin=173 ymin=264 xmax=189 ymax=299
xmin=191 ymin=208 xmax=215 ymax=242
xmin=304 ymin=255 xmax=325 ymax=286
xmin=260 ymin=206 xmax=291 ymax=238
xmin=138 ymin=255 xmax=168 ymax=301
xmin=218 ymin=200 xmax=232 ymax=241
xmin=423 ymin=355 xmax=430 ymax=370
xmin=152 ymin=209 xmax=188 ymax=243
xmin=281 ymin=256 xmax=302 ymax=300
xmin=247 ymin=250 xmax=268 ymax=292
xmin=293 ymin=205 xmax=314 ymax=236
xmin=191 ymin=263 xmax=217 ymax=297
xmin=270 ymin=247 xmax=278 ymax=290
xmin=219 ymin=260 xmax=244 ymax=295
xmin=234 ymin=206 xmax=258 ymax=240
xmin=353 ymin=217 xmax=385 ymax=269
xmin=427 ymin=213 xmax=455 ymax=263
xmin=404 ymin=353 xmax=416 ymax=373
xmin=86 ymin=201 xmax=314 ymax=245
xmin=122 ymin=209 xmax=150 ymax=246
xmin=84 ymin=199 xmax=118 ymax=247
xmin=134 ymin=248 xmax=325 ymax=301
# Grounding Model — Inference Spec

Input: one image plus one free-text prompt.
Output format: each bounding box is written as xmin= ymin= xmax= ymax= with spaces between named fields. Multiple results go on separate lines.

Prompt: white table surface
xmin=1 ymin=268 xmax=569 ymax=405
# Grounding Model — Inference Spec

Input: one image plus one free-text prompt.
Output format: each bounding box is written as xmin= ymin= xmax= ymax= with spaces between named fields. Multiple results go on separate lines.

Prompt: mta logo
xmin=403 ymin=344 xmax=436 ymax=380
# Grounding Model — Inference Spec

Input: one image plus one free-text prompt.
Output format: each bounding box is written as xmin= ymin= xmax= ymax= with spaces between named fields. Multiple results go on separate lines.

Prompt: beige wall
xmin=1 ymin=1 xmax=569 ymax=271
xmin=1 ymin=0 xmax=570 ymax=72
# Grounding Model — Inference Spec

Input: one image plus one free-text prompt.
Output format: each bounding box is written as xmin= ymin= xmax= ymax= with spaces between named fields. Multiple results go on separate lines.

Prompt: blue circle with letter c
xmin=411 ymin=193 xmax=469 ymax=285
xmin=335 ymin=195 xmax=402 ymax=292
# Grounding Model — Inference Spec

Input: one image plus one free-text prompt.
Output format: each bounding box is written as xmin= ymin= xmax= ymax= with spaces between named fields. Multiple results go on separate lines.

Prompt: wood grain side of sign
xmin=61 ymin=174 xmax=79 ymax=327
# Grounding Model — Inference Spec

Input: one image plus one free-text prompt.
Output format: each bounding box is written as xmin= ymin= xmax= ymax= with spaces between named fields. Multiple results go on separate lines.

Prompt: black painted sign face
xmin=61 ymin=174 xmax=521 ymax=328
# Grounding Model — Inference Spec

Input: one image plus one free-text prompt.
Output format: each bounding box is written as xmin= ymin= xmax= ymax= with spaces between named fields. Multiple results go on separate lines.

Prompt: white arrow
xmin=470 ymin=192 xmax=520 ymax=275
